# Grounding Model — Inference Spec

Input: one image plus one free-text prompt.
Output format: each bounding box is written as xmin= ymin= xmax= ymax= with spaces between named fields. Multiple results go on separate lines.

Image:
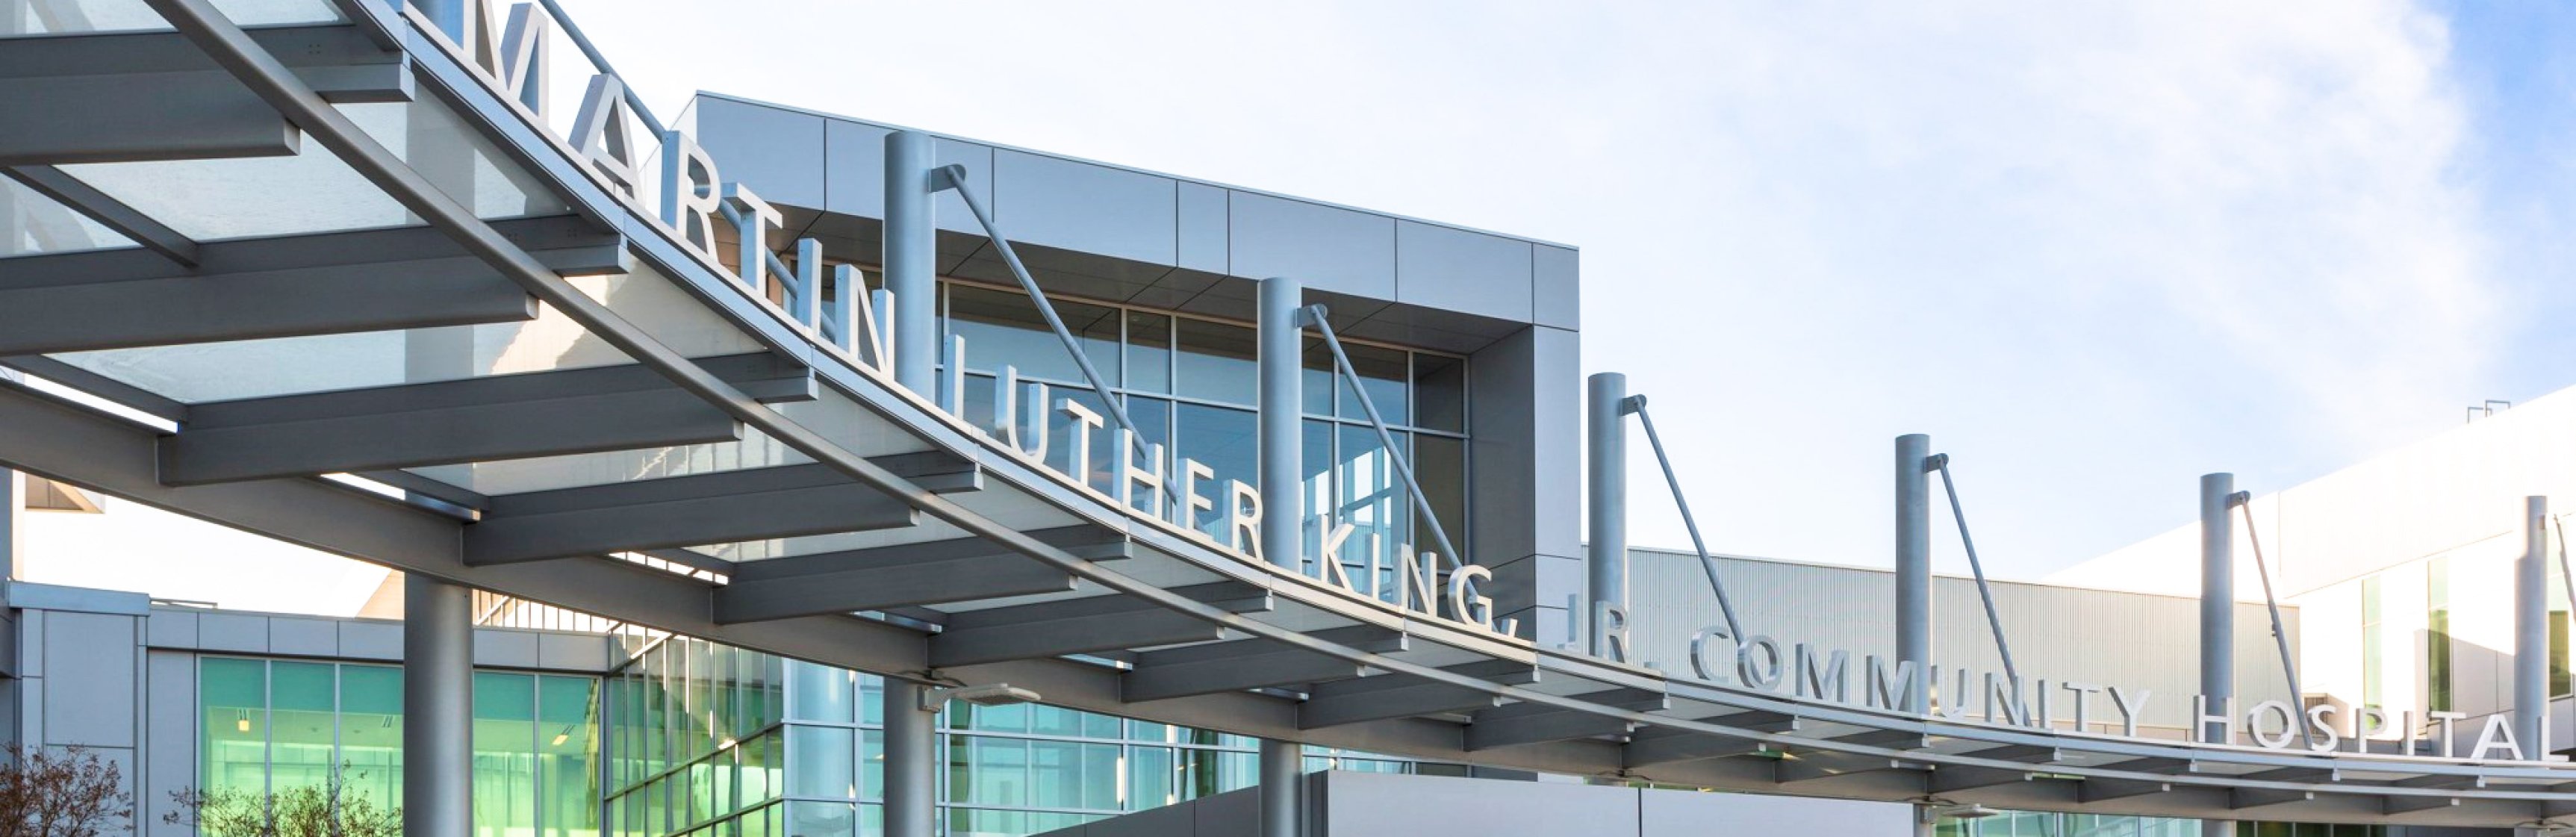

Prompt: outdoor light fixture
xmin=921 ymin=683 xmax=1042 ymax=710
xmin=1926 ymin=803 xmax=2002 ymax=822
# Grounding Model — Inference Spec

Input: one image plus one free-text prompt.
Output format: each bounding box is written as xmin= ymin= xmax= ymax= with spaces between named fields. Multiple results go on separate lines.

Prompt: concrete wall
xmin=1031 ymin=771 xmax=1913 ymax=837
xmin=1623 ymin=550 xmax=2297 ymax=736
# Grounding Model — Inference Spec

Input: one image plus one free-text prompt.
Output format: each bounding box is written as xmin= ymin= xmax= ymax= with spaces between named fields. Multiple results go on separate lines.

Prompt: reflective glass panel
xmin=269 ymin=662 xmax=336 ymax=791
xmin=1301 ymin=337 xmax=1334 ymax=416
xmin=1416 ymin=434 xmax=1467 ymax=559
xmin=540 ymin=675 xmax=602 ymax=837
xmin=475 ymin=672 xmax=540 ymax=837
xmin=1334 ymin=342 xmax=1409 ymax=426
xmin=0 ymin=0 xmax=339 ymax=34
xmin=785 ymin=801 xmax=852 ymax=837
xmin=1336 ymin=425 xmax=1407 ymax=573
xmin=201 ymin=657 xmax=268 ymax=795
xmin=1173 ymin=402 xmax=1255 ymax=539
xmin=1413 ymin=353 xmax=1467 ymax=433
xmin=340 ymin=665 xmax=404 ymax=806
xmin=786 ymin=726 xmax=854 ymax=800
xmin=1124 ymin=311 xmax=1171 ymax=393
xmin=1173 ymin=318 xmax=1254 ymax=405
xmin=945 ymin=284 xmax=1117 ymax=386
xmin=786 ymin=661 xmax=851 ymax=724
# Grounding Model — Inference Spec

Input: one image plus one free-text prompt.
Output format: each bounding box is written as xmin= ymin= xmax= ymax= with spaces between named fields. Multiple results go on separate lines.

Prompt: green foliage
xmin=166 ymin=763 xmax=399 ymax=837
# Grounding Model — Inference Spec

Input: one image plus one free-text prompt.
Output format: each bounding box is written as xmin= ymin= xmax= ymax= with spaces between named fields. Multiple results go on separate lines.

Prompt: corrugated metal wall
xmin=1623 ymin=547 xmax=2296 ymax=735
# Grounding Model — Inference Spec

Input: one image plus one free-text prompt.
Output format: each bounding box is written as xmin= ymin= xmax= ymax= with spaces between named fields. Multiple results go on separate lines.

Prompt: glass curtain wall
xmin=606 ymin=644 xmax=1430 ymax=837
xmin=197 ymin=657 xmax=601 ymax=837
xmin=603 ymin=636 xmax=786 ymax=837
xmin=937 ymin=280 xmax=1472 ymax=579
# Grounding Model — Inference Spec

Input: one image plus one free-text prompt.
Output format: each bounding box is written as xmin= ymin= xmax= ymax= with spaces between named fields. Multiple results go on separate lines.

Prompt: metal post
xmin=883 ymin=130 xmax=937 ymax=394
xmin=2200 ymin=474 xmax=2236 ymax=837
xmin=1894 ymin=434 xmax=1932 ymax=713
xmin=1260 ymin=738 xmax=1302 ymax=837
xmin=0 ymin=469 xmax=18 ymax=581
xmin=1257 ymin=278 xmax=1307 ymax=837
xmin=2200 ymin=473 xmax=2234 ymax=744
xmin=402 ymin=574 xmax=472 ymax=837
xmin=1587 ymin=373 xmax=1628 ymax=656
xmin=1257 ymin=276 xmax=1303 ymax=572
xmin=884 ymin=682 xmax=937 ymax=837
xmin=2520 ymin=496 xmax=2549 ymax=758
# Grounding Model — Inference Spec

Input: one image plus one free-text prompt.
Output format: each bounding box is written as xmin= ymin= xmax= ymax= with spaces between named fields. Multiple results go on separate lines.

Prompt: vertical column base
xmin=2201 ymin=819 xmax=2233 ymax=837
xmin=1260 ymin=738 xmax=1302 ymax=837
xmin=883 ymin=681 xmax=938 ymax=837
xmin=402 ymin=574 xmax=472 ymax=837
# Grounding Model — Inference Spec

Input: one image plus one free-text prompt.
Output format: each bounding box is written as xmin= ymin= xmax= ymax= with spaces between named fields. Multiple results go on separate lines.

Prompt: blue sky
xmin=554 ymin=0 xmax=2576 ymax=581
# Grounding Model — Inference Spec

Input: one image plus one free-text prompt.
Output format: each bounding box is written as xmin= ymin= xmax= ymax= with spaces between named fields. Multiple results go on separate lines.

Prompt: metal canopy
xmin=1 ymin=1 xmax=2573 ymax=829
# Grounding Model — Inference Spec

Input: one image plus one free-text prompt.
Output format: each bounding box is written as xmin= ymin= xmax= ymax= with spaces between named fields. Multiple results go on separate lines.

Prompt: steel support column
xmin=1894 ymin=433 xmax=1931 ymax=712
xmin=1587 ymin=373 xmax=1627 ymax=658
xmin=2519 ymin=496 xmax=2549 ymax=757
xmin=0 ymin=469 xmax=17 ymax=580
xmin=884 ymin=130 xmax=937 ymax=393
xmin=1261 ymin=738 xmax=1302 ymax=837
xmin=885 ymin=683 xmax=936 ymax=837
xmin=1257 ymin=276 xmax=1302 ymax=572
xmin=1257 ymin=276 xmax=1304 ymax=837
xmin=2200 ymin=473 xmax=2236 ymax=837
xmin=2200 ymin=473 xmax=2234 ymax=741
xmin=402 ymin=574 xmax=472 ymax=837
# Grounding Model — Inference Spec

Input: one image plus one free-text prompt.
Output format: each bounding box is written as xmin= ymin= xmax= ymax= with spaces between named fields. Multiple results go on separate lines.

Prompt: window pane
xmin=1413 ymin=354 xmax=1466 ymax=433
xmin=270 ymin=662 xmax=336 ymax=793
xmin=859 ymin=731 xmax=883 ymax=802
xmin=1080 ymin=743 xmax=1120 ymax=812
xmin=1030 ymin=740 xmax=1084 ymax=810
xmin=787 ymin=661 xmax=852 ymax=724
xmin=957 ymin=738 xmax=1029 ymax=807
xmin=1127 ymin=747 xmax=1172 ymax=811
xmin=340 ymin=665 xmax=404 ymax=808
xmin=1174 ymin=318 xmax=1257 ymax=405
xmin=1300 ymin=420 xmax=1335 ymax=572
xmin=474 ymin=672 xmax=539 ymax=837
xmin=1030 ymin=705 xmax=1082 ymax=738
xmin=1113 ymin=395 xmax=1174 ymax=517
xmin=541 ymin=676 xmax=603 ymax=837
xmin=945 ymin=284 xmax=1119 ymax=386
xmin=787 ymin=726 xmax=855 ymax=800
xmin=1125 ymin=312 xmax=1172 ymax=393
xmin=201 ymin=658 xmax=268 ymax=797
xmin=960 ymin=700 xmax=1028 ymax=735
xmin=1046 ymin=388 xmax=1120 ymax=492
xmin=1174 ymin=403 xmax=1257 ymax=541
xmin=1415 ymin=434 xmax=1467 ymax=562
xmin=1334 ymin=342 xmax=1409 ymax=426
xmin=1301 ymin=337 xmax=1334 ymax=417
xmin=1336 ymin=425 xmax=1407 ymax=578
xmin=785 ymin=801 xmax=853 ymax=837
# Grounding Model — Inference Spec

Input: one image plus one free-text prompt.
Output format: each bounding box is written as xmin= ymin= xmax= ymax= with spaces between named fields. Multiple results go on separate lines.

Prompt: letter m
xmin=1796 ymin=646 xmax=1850 ymax=703
xmin=1867 ymin=656 xmax=1924 ymax=712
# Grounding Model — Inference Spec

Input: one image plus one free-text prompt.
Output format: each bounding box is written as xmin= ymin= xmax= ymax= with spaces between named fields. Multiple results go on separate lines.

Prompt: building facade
xmin=2054 ymin=388 xmax=2576 ymax=759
